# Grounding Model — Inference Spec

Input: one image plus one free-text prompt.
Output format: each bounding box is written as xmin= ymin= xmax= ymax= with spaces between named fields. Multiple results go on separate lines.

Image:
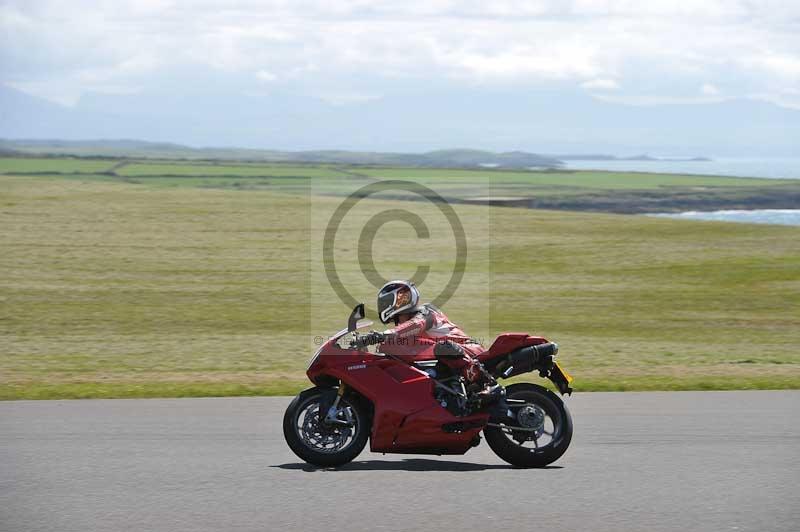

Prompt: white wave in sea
xmin=648 ymin=209 xmax=800 ymax=226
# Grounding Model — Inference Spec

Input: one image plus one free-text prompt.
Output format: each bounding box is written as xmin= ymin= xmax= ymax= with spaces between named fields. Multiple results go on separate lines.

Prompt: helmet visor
xmin=377 ymin=290 xmax=397 ymax=323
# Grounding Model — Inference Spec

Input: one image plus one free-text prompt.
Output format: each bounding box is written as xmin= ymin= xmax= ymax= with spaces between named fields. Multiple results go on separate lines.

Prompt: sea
xmin=563 ymin=157 xmax=800 ymax=226
xmin=649 ymin=210 xmax=800 ymax=226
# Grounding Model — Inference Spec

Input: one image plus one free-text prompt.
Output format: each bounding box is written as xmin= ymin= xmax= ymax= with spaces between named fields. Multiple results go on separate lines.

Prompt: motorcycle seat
xmin=485 ymin=333 xmax=549 ymax=358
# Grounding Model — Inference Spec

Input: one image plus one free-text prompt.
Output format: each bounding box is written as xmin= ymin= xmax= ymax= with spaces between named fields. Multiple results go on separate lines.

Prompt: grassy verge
xmin=0 ymin=381 xmax=303 ymax=400
xmin=3 ymin=368 xmax=798 ymax=400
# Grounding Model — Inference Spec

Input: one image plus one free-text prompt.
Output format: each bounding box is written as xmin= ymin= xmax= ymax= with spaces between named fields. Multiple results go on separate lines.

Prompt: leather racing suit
xmin=379 ymin=304 xmax=482 ymax=358
xmin=378 ymin=304 xmax=494 ymax=392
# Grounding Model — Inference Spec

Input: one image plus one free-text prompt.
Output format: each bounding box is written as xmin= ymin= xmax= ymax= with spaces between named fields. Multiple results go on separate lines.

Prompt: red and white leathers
xmin=379 ymin=304 xmax=485 ymax=362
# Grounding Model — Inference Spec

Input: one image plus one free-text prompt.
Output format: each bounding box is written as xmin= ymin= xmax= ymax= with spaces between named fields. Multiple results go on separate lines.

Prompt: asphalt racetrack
xmin=2 ymin=391 xmax=798 ymax=532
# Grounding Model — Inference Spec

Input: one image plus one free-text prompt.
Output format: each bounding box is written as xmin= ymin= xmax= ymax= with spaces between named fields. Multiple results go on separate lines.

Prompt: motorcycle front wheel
xmin=283 ymin=387 xmax=369 ymax=467
xmin=484 ymin=383 xmax=573 ymax=468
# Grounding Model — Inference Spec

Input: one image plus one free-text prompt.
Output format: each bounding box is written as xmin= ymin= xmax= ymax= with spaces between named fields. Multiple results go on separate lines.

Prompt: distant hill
xmin=556 ymin=153 xmax=711 ymax=162
xmin=3 ymin=84 xmax=799 ymax=157
xmin=0 ymin=139 xmax=563 ymax=169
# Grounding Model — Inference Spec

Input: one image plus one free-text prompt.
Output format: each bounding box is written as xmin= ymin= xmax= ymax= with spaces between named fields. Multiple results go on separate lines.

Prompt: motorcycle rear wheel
xmin=484 ymin=383 xmax=573 ymax=468
xmin=283 ymin=386 xmax=369 ymax=467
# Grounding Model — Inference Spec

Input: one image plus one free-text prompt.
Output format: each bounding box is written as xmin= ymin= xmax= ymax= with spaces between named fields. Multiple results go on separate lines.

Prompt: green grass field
xmin=116 ymin=162 xmax=343 ymax=178
xmin=360 ymin=167 xmax=787 ymax=188
xmin=2 ymin=156 xmax=791 ymax=187
xmin=4 ymin=156 xmax=799 ymax=213
xmin=0 ymin=157 xmax=116 ymax=174
xmin=1 ymin=158 xmax=799 ymax=399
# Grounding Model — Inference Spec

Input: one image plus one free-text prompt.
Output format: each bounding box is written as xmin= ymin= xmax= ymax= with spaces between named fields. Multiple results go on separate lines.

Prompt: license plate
xmin=554 ymin=361 xmax=573 ymax=383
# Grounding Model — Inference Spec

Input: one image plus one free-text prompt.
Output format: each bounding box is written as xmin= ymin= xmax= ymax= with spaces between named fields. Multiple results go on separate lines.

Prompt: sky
xmin=1 ymin=0 xmax=799 ymax=155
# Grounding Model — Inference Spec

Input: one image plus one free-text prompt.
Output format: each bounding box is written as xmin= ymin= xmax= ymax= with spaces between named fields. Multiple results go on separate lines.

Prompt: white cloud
xmin=751 ymin=52 xmax=800 ymax=81
xmin=4 ymin=80 xmax=83 ymax=107
xmin=582 ymin=78 xmax=620 ymax=90
xmin=434 ymin=40 xmax=600 ymax=81
xmin=1 ymin=0 xmax=799 ymax=109
xmin=314 ymin=91 xmax=383 ymax=106
xmin=255 ymin=69 xmax=277 ymax=82
xmin=701 ymin=83 xmax=719 ymax=96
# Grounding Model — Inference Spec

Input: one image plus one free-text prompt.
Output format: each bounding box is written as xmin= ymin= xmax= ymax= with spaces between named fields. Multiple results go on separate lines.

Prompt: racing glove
xmin=352 ymin=331 xmax=386 ymax=349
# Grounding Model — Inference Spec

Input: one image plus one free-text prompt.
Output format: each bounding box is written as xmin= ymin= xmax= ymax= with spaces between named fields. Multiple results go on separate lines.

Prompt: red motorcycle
xmin=284 ymin=304 xmax=574 ymax=468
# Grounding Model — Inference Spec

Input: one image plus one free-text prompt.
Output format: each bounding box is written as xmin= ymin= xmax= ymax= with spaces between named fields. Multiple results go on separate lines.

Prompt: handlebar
xmin=349 ymin=331 xmax=386 ymax=350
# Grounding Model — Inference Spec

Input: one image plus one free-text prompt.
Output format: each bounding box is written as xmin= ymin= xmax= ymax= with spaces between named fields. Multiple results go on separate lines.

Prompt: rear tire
xmin=484 ymin=383 xmax=573 ymax=468
xmin=283 ymin=387 xmax=369 ymax=467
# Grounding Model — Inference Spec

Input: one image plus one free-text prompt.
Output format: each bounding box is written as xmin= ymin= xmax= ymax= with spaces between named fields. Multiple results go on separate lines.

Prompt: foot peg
xmin=471 ymin=383 xmax=504 ymax=407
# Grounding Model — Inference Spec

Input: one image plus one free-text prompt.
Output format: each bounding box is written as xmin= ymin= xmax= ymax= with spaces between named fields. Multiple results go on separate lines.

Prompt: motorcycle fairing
xmin=307 ymin=342 xmax=486 ymax=453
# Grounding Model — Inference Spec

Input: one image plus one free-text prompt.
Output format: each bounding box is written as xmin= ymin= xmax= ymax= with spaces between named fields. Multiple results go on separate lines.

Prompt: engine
xmin=434 ymin=383 xmax=470 ymax=416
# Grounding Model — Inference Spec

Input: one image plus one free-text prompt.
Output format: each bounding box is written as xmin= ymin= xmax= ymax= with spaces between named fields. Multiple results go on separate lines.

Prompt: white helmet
xmin=377 ymin=280 xmax=420 ymax=324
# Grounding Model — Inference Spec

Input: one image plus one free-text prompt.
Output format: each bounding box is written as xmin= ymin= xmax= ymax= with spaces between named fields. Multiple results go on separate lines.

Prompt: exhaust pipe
xmin=493 ymin=342 xmax=558 ymax=379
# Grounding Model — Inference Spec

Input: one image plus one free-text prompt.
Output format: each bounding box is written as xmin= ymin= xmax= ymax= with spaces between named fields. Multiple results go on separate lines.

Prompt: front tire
xmin=283 ymin=387 xmax=369 ymax=467
xmin=484 ymin=383 xmax=573 ymax=468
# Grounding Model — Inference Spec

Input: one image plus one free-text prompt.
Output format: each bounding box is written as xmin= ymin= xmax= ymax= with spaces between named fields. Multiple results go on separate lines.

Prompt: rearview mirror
xmin=347 ymin=303 xmax=366 ymax=332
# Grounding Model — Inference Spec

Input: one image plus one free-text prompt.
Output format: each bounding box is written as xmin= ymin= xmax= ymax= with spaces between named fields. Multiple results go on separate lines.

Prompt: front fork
xmin=322 ymin=384 xmax=353 ymax=427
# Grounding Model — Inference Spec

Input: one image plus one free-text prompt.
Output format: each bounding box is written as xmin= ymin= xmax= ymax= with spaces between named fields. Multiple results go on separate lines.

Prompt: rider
xmin=358 ymin=280 xmax=499 ymax=403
